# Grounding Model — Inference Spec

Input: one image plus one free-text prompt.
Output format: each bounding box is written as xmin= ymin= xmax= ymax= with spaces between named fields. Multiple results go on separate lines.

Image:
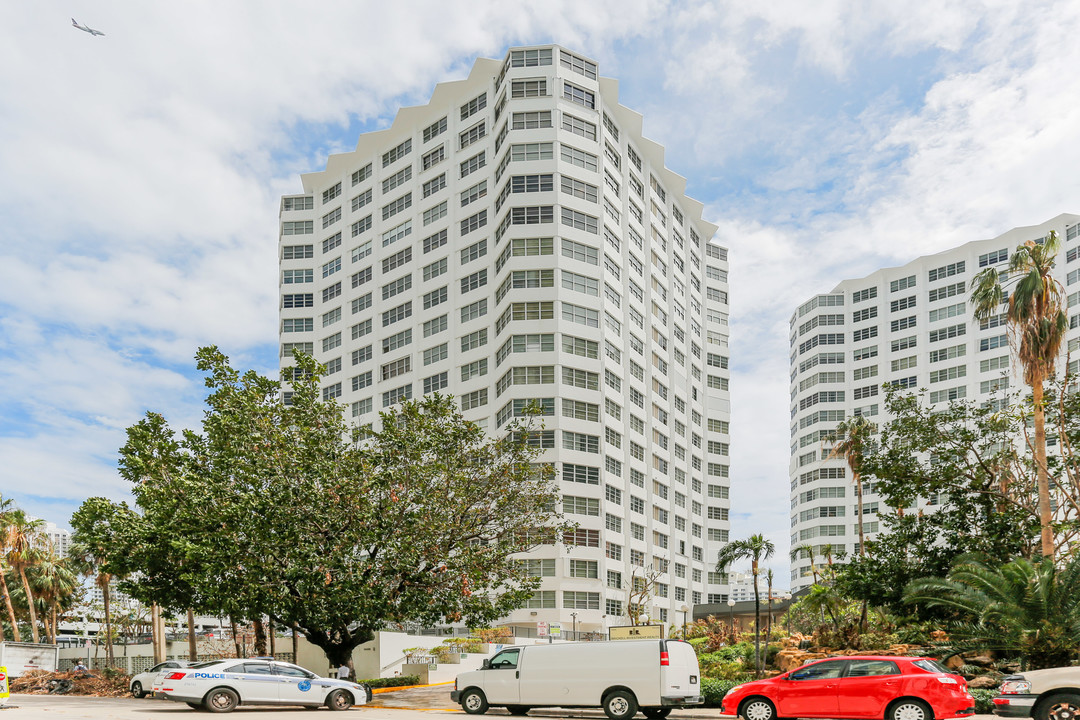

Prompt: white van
xmin=450 ymin=639 xmax=702 ymax=720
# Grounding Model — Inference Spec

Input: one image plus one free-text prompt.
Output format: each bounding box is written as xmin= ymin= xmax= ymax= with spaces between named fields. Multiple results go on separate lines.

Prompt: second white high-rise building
xmin=278 ymin=46 xmax=733 ymax=635
xmin=788 ymin=213 xmax=1080 ymax=591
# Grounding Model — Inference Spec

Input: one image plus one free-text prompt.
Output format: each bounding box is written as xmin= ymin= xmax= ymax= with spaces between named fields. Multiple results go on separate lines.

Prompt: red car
xmin=721 ymin=655 xmax=975 ymax=720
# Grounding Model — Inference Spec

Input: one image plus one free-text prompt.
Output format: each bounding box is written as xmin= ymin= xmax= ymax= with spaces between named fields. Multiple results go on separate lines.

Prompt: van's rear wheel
xmin=643 ymin=710 xmax=672 ymax=719
xmin=603 ymin=690 xmax=638 ymax=720
xmin=507 ymin=706 xmax=532 ymax=715
xmin=461 ymin=689 xmax=489 ymax=715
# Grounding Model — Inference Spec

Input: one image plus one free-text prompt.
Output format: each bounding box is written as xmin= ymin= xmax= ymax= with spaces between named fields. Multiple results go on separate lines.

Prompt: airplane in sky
xmin=71 ymin=18 xmax=105 ymax=36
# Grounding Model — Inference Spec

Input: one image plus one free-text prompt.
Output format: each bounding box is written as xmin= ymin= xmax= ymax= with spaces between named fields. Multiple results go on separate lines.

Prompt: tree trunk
xmin=0 ymin=572 xmax=10 ymax=642
xmin=253 ymin=618 xmax=267 ymax=656
xmin=752 ymin=560 xmax=761 ymax=678
xmin=231 ymin=617 xmax=241 ymax=659
xmin=51 ymin=603 xmax=59 ymax=644
xmin=292 ymin=622 xmax=300 ymax=662
xmin=188 ymin=608 xmax=198 ymax=661
xmin=855 ymin=471 xmax=866 ymax=557
xmin=151 ymin=603 xmax=164 ymax=663
xmin=301 ymin=625 xmax=373 ymax=670
xmin=1033 ymin=379 xmax=1055 ymax=557
xmin=18 ymin=567 xmax=40 ymax=643
xmin=102 ymin=579 xmax=113 ymax=662
xmin=269 ymin=617 xmax=276 ymax=656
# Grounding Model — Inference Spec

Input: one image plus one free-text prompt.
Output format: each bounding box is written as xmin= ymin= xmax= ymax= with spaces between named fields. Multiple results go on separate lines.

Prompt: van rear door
xmin=659 ymin=640 xmax=701 ymax=705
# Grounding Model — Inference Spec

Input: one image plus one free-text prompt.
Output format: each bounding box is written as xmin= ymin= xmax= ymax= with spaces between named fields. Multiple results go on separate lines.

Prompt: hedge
xmin=971 ymin=688 xmax=997 ymax=714
xmin=360 ymin=675 xmax=422 ymax=688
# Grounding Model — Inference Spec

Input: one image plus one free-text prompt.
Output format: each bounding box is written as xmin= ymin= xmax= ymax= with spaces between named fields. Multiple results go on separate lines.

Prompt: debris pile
xmin=10 ymin=669 xmax=132 ymax=697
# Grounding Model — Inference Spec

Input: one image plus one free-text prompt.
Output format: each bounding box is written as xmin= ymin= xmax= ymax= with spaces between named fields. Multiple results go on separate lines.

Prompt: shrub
xmin=361 ymin=676 xmax=422 ymax=688
xmin=700 ymin=677 xmax=747 ymax=707
xmin=971 ymin=688 xmax=997 ymax=714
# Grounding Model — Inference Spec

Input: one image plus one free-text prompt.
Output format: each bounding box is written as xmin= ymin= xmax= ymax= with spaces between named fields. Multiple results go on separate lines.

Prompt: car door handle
xmin=515 ymin=671 xmax=519 ymax=679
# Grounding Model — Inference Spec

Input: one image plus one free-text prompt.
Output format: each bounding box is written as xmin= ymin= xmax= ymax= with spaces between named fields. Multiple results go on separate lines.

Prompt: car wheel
xmin=739 ymin=696 xmax=777 ymax=720
xmin=507 ymin=705 xmax=532 ymax=715
xmin=131 ymin=681 xmax=145 ymax=698
xmin=603 ymin=690 xmax=639 ymax=720
xmin=887 ymin=699 xmax=932 ymax=720
xmin=1038 ymin=692 xmax=1080 ymax=720
xmin=204 ymin=687 xmax=240 ymax=713
xmin=461 ymin=689 xmax=489 ymax=715
xmin=642 ymin=709 xmax=672 ymax=719
xmin=326 ymin=689 xmax=354 ymax=711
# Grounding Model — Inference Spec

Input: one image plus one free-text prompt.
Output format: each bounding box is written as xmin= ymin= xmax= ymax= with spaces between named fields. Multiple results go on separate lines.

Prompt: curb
xmin=373 ymin=681 xmax=455 ymax=694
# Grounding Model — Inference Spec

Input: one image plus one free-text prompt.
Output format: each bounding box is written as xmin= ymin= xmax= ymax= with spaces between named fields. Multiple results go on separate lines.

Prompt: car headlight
xmin=726 ymin=685 xmax=743 ymax=696
xmin=1000 ymin=679 xmax=1031 ymax=695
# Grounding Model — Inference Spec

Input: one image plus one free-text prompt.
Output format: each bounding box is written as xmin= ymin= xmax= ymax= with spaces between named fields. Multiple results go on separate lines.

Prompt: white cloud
xmin=2 ymin=1 xmax=1079 ymax=586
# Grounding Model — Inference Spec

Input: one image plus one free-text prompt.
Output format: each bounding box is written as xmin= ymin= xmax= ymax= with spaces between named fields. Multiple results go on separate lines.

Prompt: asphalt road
xmin=1 ymin=692 xmax=1001 ymax=720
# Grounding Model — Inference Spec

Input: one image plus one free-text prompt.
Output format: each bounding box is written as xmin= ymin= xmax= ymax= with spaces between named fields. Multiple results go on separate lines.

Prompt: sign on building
xmin=608 ymin=625 xmax=664 ymax=641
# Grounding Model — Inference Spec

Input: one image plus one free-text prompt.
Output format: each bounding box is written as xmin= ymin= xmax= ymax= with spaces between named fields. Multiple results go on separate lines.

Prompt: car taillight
xmin=1000 ymin=679 xmax=1031 ymax=695
xmin=660 ymin=651 xmax=670 ymax=666
xmin=936 ymin=677 xmax=957 ymax=684
xmin=165 ymin=672 xmax=187 ymax=680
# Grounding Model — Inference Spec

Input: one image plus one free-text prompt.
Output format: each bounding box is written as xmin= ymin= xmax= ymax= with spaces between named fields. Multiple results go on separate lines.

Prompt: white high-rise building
xmin=278 ymin=45 xmax=732 ymax=634
xmin=30 ymin=518 xmax=71 ymax=558
xmin=788 ymin=214 xmax=1080 ymax=591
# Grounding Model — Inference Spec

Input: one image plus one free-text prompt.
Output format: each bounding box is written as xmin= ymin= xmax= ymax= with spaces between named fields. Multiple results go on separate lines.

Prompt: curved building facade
xmin=278 ymin=46 xmax=733 ymax=633
xmin=788 ymin=213 xmax=1080 ymax=591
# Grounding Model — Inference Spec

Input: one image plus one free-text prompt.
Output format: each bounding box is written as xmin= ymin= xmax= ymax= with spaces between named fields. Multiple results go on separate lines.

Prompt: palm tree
xmin=971 ymin=232 xmax=1068 ymax=558
xmin=823 ymin=415 xmax=875 ymax=558
xmin=70 ymin=544 xmax=115 ymax=662
xmin=904 ymin=553 xmax=1080 ymax=669
xmin=789 ymin=543 xmax=820 ymax=584
xmin=30 ymin=552 xmax=79 ymax=644
xmin=716 ymin=534 xmax=775 ymax=677
xmin=4 ymin=511 xmax=44 ymax=643
xmin=0 ymin=495 xmax=21 ymax=642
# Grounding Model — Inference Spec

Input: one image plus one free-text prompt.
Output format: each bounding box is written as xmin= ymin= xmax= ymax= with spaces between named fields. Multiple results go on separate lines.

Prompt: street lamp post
xmin=727 ymin=598 xmax=737 ymax=644
xmin=570 ymin=612 xmax=578 ymax=641
xmin=679 ymin=604 xmax=689 ymax=639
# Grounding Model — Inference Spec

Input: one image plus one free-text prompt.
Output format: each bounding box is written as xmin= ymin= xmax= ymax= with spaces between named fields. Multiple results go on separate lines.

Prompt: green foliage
xmin=837 ymin=386 xmax=1039 ymax=617
xmin=100 ymin=346 xmax=571 ymax=667
xmin=905 ymin=553 xmax=1080 ymax=669
xmin=971 ymin=688 xmax=998 ymax=714
xmin=700 ymin=677 xmax=747 ymax=707
xmin=361 ymin=675 xmax=421 ymax=688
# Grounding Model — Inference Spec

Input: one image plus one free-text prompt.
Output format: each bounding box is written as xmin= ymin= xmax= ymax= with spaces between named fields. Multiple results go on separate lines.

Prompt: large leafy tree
xmin=71 ymin=497 xmax=133 ymax=662
xmin=105 ymin=346 xmax=570 ymax=668
xmin=715 ymin=534 xmax=774 ymax=677
xmin=905 ymin=553 xmax=1080 ymax=669
xmin=971 ymin=231 xmax=1068 ymax=557
xmin=837 ymin=387 xmax=1038 ymax=616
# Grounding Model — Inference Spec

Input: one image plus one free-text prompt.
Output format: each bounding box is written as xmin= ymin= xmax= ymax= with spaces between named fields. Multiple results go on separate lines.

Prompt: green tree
xmin=0 ymin=495 xmax=21 ymax=642
xmin=29 ymin=551 xmax=80 ymax=644
xmin=971 ymin=231 xmax=1068 ymax=557
xmin=905 ymin=553 xmax=1080 ymax=669
xmin=837 ymin=386 xmax=1038 ymax=616
xmin=715 ymin=534 xmax=774 ymax=677
xmin=71 ymin=497 xmax=132 ymax=662
xmin=110 ymin=346 xmax=571 ymax=669
xmin=4 ymin=511 xmax=44 ymax=643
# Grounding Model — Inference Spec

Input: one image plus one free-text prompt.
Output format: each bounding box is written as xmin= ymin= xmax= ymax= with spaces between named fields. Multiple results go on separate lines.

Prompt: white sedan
xmin=152 ymin=658 xmax=372 ymax=712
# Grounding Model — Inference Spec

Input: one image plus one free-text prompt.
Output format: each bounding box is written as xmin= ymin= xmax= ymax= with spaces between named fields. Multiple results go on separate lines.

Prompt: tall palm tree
xmin=823 ymin=415 xmax=875 ymax=558
xmin=70 ymin=544 xmax=115 ymax=662
xmin=0 ymin=495 xmax=21 ymax=642
xmin=971 ymin=232 xmax=1068 ymax=558
xmin=716 ymin=534 xmax=775 ymax=677
xmin=904 ymin=553 xmax=1080 ymax=669
xmin=4 ymin=511 xmax=44 ymax=643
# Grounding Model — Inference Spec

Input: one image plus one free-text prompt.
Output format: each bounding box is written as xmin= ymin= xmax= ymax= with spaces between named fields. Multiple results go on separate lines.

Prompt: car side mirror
xmin=482 ymin=659 xmax=491 ymax=670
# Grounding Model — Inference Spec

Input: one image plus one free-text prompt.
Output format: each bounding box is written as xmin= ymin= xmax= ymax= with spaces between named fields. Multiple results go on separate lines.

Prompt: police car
xmin=152 ymin=657 xmax=372 ymax=712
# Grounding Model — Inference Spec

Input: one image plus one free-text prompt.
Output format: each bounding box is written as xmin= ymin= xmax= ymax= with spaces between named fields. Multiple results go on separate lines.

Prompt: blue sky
xmin=3 ymin=0 xmax=1080 ymax=583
